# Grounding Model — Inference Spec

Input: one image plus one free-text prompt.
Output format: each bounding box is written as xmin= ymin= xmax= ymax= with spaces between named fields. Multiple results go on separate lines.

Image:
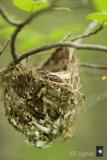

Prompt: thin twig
xmin=0 ymin=1 xmax=107 ymax=76
xmin=0 ymin=2 xmax=21 ymax=26
xmin=11 ymin=41 xmax=107 ymax=65
xmin=80 ymin=63 xmax=107 ymax=70
xmin=66 ymin=21 xmax=104 ymax=72
xmin=0 ymin=0 xmax=57 ymax=60
xmin=10 ymin=0 xmax=57 ymax=61
xmin=60 ymin=22 xmax=103 ymax=43
xmin=71 ymin=23 xmax=103 ymax=42
xmin=10 ymin=8 xmax=51 ymax=60
xmin=61 ymin=32 xmax=73 ymax=42
xmin=10 ymin=22 xmax=107 ymax=64
xmin=0 ymin=38 xmax=10 ymax=56
xmin=0 ymin=41 xmax=107 ymax=76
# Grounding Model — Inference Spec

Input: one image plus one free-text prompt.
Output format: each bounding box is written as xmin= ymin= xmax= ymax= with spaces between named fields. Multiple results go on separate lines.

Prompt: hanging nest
xmin=2 ymin=47 xmax=84 ymax=148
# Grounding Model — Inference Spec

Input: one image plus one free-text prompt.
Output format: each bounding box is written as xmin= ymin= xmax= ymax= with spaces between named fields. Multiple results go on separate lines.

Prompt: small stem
xmin=10 ymin=1 xmax=57 ymax=62
xmin=0 ymin=2 xmax=21 ymax=26
xmin=71 ymin=23 xmax=103 ymax=42
xmin=15 ymin=41 xmax=107 ymax=64
xmin=0 ymin=38 xmax=10 ymax=56
xmin=80 ymin=63 xmax=107 ymax=70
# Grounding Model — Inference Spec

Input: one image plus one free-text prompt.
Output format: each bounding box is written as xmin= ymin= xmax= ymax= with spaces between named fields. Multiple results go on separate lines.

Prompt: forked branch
xmin=0 ymin=0 xmax=107 ymax=76
xmin=0 ymin=0 xmax=57 ymax=61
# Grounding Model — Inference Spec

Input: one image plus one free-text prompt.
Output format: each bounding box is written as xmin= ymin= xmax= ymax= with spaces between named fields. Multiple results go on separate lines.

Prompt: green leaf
xmin=92 ymin=0 xmax=107 ymax=11
xmin=13 ymin=0 xmax=48 ymax=12
xmin=87 ymin=12 xmax=107 ymax=22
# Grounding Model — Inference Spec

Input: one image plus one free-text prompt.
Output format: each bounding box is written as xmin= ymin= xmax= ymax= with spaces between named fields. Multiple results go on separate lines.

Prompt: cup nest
xmin=2 ymin=50 xmax=84 ymax=148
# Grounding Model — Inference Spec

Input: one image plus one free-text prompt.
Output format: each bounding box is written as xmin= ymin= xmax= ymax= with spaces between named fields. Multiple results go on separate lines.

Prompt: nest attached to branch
xmin=2 ymin=47 xmax=84 ymax=148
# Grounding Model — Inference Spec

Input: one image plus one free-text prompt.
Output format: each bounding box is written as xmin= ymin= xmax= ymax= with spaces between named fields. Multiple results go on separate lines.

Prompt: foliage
xmin=87 ymin=12 xmax=107 ymax=22
xmin=92 ymin=0 xmax=107 ymax=11
xmin=13 ymin=0 xmax=49 ymax=12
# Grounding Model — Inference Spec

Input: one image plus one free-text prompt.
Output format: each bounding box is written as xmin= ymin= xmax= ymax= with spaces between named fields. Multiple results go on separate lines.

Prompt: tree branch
xmin=65 ymin=21 xmax=104 ymax=72
xmin=80 ymin=63 xmax=107 ymax=70
xmin=71 ymin=23 xmax=103 ymax=42
xmin=0 ymin=41 xmax=107 ymax=76
xmin=0 ymin=2 xmax=21 ymax=26
xmin=10 ymin=41 xmax=107 ymax=65
xmin=0 ymin=1 xmax=107 ymax=77
xmin=61 ymin=22 xmax=103 ymax=43
xmin=10 ymin=0 xmax=58 ymax=61
xmin=0 ymin=38 xmax=10 ymax=56
xmin=10 ymin=8 xmax=51 ymax=60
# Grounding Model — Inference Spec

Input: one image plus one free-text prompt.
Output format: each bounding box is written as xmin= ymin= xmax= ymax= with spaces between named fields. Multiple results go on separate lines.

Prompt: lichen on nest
xmin=2 ymin=61 xmax=83 ymax=148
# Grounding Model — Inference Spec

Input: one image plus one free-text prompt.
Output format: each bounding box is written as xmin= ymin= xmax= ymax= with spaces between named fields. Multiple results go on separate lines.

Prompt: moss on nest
xmin=2 ymin=62 xmax=83 ymax=148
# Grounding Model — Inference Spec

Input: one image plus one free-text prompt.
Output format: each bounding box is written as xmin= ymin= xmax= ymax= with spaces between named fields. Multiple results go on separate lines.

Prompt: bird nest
xmin=2 ymin=48 xmax=84 ymax=148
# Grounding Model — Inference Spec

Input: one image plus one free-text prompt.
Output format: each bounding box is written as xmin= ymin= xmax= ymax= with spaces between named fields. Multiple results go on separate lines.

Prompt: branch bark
xmin=14 ymin=41 xmax=107 ymax=64
xmin=0 ymin=38 xmax=10 ymax=56
xmin=66 ymin=21 xmax=104 ymax=71
xmin=10 ymin=7 xmax=52 ymax=60
xmin=80 ymin=63 xmax=107 ymax=70
xmin=0 ymin=0 xmax=107 ymax=77
xmin=71 ymin=23 xmax=103 ymax=42
xmin=0 ymin=38 xmax=107 ymax=76
xmin=0 ymin=0 xmax=57 ymax=61
xmin=0 ymin=2 xmax=21 ymax=26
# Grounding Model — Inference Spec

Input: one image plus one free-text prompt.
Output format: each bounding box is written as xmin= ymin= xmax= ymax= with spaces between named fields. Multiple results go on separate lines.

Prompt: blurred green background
xmin=0 ymin=0 xmax=107 ymax=160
